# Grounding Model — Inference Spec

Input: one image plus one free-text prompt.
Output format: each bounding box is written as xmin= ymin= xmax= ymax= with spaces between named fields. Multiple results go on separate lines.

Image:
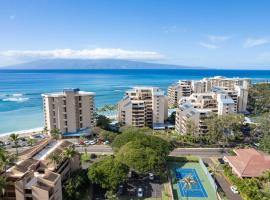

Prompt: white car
xmin=149 ymin=173 xmax=154 ymax=180
xmin=230 ymin=185 xmax=239 ymax=194
xmin=103 ymin=140 xmax=110 ymax=145
xmin=89 ymin=140 xmax=96 ymax=145
xmin=137 ymin=187 xmax=143 ymax=197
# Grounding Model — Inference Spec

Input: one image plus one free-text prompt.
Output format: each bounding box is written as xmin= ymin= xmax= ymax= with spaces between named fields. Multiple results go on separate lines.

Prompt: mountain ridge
xmin=1 ymin=59 xmax=205 ymax=70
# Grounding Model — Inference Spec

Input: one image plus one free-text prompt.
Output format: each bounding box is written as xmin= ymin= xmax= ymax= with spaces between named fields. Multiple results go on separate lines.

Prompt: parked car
xmin=103 ymin=140 xmax=110 ymax=145
xmin=117 ymin=185 xmax=124 ymax=195
xmin=137 ymin=187 xmax=143 ymax=197
xmin=149 ymin=173 xmax=154 ymax=180
xmin=89 ymin=140 xmax=96 ymax=145
xmin=230 ymin=185 xmax=239 ymax=194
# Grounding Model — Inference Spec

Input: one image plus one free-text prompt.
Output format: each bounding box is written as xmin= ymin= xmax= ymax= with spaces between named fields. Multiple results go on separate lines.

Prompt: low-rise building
xmin=118 ymin=87 xmax=168 ymax=129
xmin=42 ymin=88 xmax=95 ymax=137
xmin=2 ymin=139 xmax=80 ymax=200
xmin=224 ymin=148 xmax=270 ymax=178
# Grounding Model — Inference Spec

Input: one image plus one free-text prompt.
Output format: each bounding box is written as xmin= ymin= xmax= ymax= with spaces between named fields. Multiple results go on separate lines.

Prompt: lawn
xmin=168 ymin=160 xmax=217 ymax=200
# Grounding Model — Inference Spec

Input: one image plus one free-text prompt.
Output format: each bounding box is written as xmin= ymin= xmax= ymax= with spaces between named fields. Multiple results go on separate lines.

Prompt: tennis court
xmin=176 ymin=168 xmax=208 ymax=198
xmin=167 ymin=158 xmax=217 ymax=200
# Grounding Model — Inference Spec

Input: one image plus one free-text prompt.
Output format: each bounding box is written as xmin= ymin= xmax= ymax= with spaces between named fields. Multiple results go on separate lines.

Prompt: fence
xmin=199 ymin=158 xmax=217 ymax=192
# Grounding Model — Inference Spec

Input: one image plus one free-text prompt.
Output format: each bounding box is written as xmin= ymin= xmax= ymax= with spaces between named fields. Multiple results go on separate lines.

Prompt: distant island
xmin=0 ymin=58 xmax=205 ymax=70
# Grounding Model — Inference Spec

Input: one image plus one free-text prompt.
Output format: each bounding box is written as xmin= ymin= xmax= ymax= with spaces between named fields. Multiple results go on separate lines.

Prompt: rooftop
xmin=224 ymin=148 xmax=270 ymax=177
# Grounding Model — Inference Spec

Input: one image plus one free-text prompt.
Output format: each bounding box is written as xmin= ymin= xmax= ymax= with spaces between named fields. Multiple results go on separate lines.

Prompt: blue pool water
xmin=0 ymin=69 xmax=270 ymax=134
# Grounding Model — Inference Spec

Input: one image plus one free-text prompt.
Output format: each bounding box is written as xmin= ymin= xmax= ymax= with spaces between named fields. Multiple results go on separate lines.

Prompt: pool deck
xmin=168 ymin=161 xmax=217 ymax=200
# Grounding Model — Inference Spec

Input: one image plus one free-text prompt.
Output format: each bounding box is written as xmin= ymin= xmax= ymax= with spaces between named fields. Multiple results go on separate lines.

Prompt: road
xmin=170 ymin=148 xmax=228 ymax=158
xmin=75 ymin=144 xmax=113 ymax=154
xmin=203 ymin=158 xmax=243 ymax=200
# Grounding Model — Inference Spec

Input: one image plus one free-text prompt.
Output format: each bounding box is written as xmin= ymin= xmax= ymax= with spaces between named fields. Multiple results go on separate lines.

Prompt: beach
xmin=0 ymin=127 xmax=44 ymax=142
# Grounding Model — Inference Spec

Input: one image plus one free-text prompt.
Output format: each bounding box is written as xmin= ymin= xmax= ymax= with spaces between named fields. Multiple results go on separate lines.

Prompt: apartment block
xmin=167 ymin=80 xmax=192 ymax=108
xmin=2 ymin=139 xmax=80 ymax=200
xmin=118 ymin=87 xmax=168 ymax=129
xmin=168 ymin=76 xmax=250 ymax=112
xmin=175 ymin=90 xmax=236 ymax=135
xmin=42 ymin=88 xmax=95 ymax=136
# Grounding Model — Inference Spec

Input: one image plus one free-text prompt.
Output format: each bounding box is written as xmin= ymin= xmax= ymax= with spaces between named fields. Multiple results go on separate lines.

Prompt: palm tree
xmin=50 ymin=128 xmax=61 ymax=140
xmin=181 ymin=175 xmax=196 ymax=200
xmin=48 ymin=152 xmax=62 ymax=169
xmin=0 ymin=149 xmax=16 ymax=177
xmin=63 ymin=146 xmax=77 ymax=177
xmin=27 ymin=138 xmax=37 ymax=147
xmin=63 ymin=146 xmax=76 ymax=159
xmin=0 ymin=176 xmax=7 ymax=197
xmin=9 ymin=133 xmax=19 ymax=156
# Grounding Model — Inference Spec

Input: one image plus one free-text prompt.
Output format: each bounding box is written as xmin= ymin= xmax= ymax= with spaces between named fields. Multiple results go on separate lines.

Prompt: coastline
xmin=0 ymin=127 xmax=43 ymax=142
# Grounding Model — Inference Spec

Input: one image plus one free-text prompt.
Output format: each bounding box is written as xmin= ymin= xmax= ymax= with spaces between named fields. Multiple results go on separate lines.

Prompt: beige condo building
xmin=175 ymin=90 xmax=236 ymax=135
xmin=167 ymin=80 xmax=192 ymax=108
xmin=2 ymin=139 xmax=80 ymax=200
xmin=168 ymin=76 xmax=250 ymax=112
xmin=118 ymin=87 xmax=168 ymax=129
xmin=42 ymin=88 xmax=95 ymax=136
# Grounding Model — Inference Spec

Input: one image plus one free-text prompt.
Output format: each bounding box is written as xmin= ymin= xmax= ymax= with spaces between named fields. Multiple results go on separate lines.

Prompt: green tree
xmin=99 ymin=130 xmax=117 ymax=142
xmin=50 ymin=128 xmax=61 ymax=140
xmin=63 ymin=170 xmax=90 ymax=200
xmin=112 ymin=127 xmax=171 ymax=157
xmin=63 ymin=146 xmax=76 ymax=159
xmin=105 ymin=190 xmax=118 ymax=200
xmin=48 ymin=152 xmax=62 ymax=169
xmin=0 ymin=176 xmax=7 ymax=197
xmin=88 ymin=156 xmax=128 ymax=190
xmin=204 ymin=113 xmax=244 ymax=146
xmin=96 ymin=115 xmax=111 ymax=130
xmin=116 ymin=140 xmax=165 ymax=174
xmin=9 ymin=133 xmax=19 ymax=156
xmin=0 ymin=149 xmax=16 ymax=177
xmin=27 ymin=138 xmax=37 ymax=147
xmin=186 ymin=120 xmax=198 ymax=136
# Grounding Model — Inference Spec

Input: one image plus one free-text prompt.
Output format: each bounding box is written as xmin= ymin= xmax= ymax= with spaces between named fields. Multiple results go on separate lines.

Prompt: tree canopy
xmin=88 ymin=156 xmax=129 ymax=190
xmin=116 ymin=140 xmax=165 ymax=174
xmin=204 ymin=113 xmax=245 ymax=145
xmin=112 ymin=127 xmax=171 ymax=156
xmin=248 ymin=83 xmax=270 ymax=115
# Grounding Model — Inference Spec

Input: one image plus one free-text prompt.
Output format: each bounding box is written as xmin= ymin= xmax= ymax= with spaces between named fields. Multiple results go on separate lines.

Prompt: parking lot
xmin=118 ymin=173 xmax=164 ymax=199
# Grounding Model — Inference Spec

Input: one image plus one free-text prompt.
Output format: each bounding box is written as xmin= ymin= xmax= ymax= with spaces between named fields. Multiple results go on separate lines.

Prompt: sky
xmin=0 ymin=0 xmax=270 ymax=69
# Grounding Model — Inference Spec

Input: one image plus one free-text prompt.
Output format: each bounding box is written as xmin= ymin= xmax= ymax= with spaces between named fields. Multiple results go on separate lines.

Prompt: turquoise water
xmin=0 ymin=69 xmax=270 ymax=134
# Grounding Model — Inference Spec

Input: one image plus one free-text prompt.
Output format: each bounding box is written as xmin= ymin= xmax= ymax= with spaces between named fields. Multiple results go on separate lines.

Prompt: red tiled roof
xmin=224 ymin=148 xmax=270 ymax=177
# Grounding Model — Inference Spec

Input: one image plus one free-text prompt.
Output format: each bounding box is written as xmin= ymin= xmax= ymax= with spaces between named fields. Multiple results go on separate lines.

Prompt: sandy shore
xmin=0 ymin=127 xmax=44 ymax=142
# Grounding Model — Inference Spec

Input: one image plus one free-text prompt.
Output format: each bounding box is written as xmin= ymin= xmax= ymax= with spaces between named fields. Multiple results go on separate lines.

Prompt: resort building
xmin=42 ymin=88 xmax=95 ymax=137
xmin=167 ymin=80 xmax=192 ymax=108
xmin=175 ymin=91 xmax=236 ymax=135
xmin=224 ymin=148 xmax=270 ymax=178
xmin=2 ymin=139 xmax=80 ymax=200
xmin=168 ymin=76 xmax=250 ymax=112
xmin=118 ymin=87 xmax=168 ymax=129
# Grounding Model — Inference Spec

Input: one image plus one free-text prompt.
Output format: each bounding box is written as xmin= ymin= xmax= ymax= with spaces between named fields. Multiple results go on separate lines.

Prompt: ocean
xmin=0 ymin=69 xmax=270 ymax=134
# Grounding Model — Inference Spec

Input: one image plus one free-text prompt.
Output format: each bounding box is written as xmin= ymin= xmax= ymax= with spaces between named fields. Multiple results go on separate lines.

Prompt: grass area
xmin=168 ymin=160 xmax=217 ymax=200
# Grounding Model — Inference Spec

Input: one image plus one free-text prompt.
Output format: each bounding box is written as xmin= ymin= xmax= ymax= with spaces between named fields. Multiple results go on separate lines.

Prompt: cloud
xmin=9 ymin=15 xmax=16 ymax=20
xmin=243 ymin=38 xmax=269 ymax=48
xmin=199 ymin=42 xmax=219 ymax=49
xmin=207 ymin=35 xmax=231 ymax=42
xmin=0 ymin=48 xmax=164 ymax=60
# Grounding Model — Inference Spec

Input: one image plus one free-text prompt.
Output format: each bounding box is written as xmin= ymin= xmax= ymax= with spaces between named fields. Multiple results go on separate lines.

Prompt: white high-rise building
xmin=42 ymin=88 xmax=95 ymax=135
